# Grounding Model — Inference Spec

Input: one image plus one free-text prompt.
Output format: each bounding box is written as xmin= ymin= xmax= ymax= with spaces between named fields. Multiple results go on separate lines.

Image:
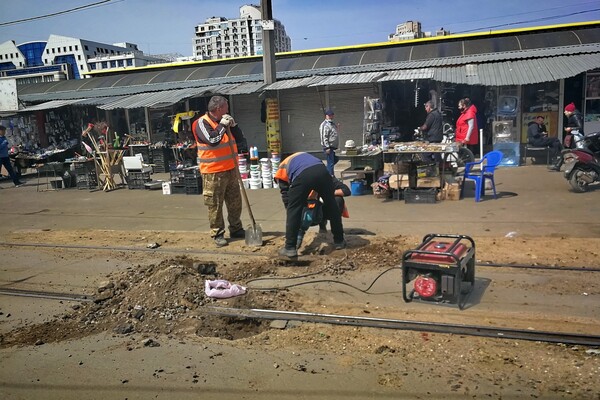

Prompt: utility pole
xmin=260 ymin=0 xmax=276 ymax=84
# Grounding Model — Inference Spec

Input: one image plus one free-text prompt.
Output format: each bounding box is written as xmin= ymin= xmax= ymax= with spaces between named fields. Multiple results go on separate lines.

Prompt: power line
xmin=455 ymin=8 xmax=600 ymax=34
xmin=0 ymin=0 xmax=121 ymax=27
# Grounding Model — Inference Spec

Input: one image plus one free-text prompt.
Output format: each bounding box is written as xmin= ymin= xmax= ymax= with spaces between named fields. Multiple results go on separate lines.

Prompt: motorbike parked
xmin=563 ymin=131 xmax=600 ymax=192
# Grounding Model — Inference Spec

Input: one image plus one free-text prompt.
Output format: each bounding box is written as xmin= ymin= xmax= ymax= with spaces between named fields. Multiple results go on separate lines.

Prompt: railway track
xmin=1 ymin=286 xmax=598 ymax=347
xmin=207 ymin=307 xmax=600 ymax=347
xmin=1 ymin=241 xmax=600 ymax=271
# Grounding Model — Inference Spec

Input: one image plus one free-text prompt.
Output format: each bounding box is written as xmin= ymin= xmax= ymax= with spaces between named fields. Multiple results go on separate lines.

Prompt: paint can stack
xmin=238 ymin=154 xmax=248 ymax=179
xmin=260 ymin=158 xmax=273 ymax=189
xmin=249 ymin=163 xmax=261 ymax=189
xmin=270 ymin=152 xmax=280 ymax=189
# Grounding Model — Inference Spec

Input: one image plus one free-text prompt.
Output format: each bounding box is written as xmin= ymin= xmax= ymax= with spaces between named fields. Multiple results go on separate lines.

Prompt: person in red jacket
xmin=455 ymin=98 xmax=479 ymax=156
xmin=274 ymin=152 xmax=346 ymax=259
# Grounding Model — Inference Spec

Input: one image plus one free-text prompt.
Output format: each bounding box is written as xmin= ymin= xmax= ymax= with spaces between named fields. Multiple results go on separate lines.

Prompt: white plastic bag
xmin=204 ymin=279 xmax=247 ymax=299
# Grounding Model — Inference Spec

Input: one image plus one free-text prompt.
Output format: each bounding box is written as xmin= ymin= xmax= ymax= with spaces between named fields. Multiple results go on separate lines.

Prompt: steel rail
xmin=207 ymin=307 xmax=600 ymax=347
xmin=0 ymin=241 xmax=267 ymax=258
xmin=0 ymin=288 xmax=93 ymax=302
xmin=1 ymin=241 xmax=599 ymax=271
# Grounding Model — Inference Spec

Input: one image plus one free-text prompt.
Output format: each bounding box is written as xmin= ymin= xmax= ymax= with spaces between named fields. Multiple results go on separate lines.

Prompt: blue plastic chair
xmin=460 ymin=150 xmax=503 ymax=202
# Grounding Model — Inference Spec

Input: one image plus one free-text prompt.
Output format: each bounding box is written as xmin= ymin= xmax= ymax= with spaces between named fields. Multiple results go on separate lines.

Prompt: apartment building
xmin=0 ymin=34 xmax=166 ymax=83
xmin=193 ymin=4 xmax=291 ymax=60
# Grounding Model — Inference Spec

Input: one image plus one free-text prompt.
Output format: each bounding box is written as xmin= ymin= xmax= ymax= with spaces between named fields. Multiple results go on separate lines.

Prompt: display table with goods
xmin=339 ymin=148 xmax=383 ymax=192
xmin=382 ymin=142 xmax=460 ymax=202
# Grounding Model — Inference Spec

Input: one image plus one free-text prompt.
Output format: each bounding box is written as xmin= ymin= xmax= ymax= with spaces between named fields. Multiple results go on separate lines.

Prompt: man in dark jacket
xmin=274 ymin=152 xmax=345 ymax=259
xmin=0 ymin=125 xmax=24 ymax=187
xmin=527 ymin=116 xmax=562 ymax=170
xmin=419 ymin=101 xmax=443 ymax=143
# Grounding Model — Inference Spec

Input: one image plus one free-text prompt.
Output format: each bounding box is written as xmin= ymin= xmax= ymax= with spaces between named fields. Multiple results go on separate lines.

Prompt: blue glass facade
xmin=54 ymin=55 xmax=80 ymax=79
xmin=17 ymin=42 xmax=46 ymax=67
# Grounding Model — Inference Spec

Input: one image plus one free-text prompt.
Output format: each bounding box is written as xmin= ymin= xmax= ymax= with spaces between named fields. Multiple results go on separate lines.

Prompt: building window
xmin=110 ymin=60 xmax=116 ymax=67
xmin=89 ymin=63 xmax=96 ymax=70
xmin=69 ymin=46 xmax=72 ymax=51
xmin=126 ymin=59 xmax=133 ymax=66
xmin=117 ymin=60 xmax=123 ymax=67
xmin=101 ymin=61 xmax=108 ymax=68
xmin=77 ymin=55 xmax=81 ymax=60
xmin=80 ymin=65 xmax=83 ymax=70
xmin=84 ymin=45 xmax=88 ymax=51
xmin=52 ymin=48 xmax=55 ymax=54
xmin=63 ymin=47 xmax=66 ymax=52
xmin=75 ymin=45 xmax=79 ymax=50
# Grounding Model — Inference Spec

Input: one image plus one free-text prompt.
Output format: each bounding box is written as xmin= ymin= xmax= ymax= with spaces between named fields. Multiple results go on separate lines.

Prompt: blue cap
xmin=324 ymin=109 xmax=334 ymax=116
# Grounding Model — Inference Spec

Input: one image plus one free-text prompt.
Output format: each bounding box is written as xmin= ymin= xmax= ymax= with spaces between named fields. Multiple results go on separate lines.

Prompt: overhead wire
xmin=0 ymin=0 xmax=122 ymax=27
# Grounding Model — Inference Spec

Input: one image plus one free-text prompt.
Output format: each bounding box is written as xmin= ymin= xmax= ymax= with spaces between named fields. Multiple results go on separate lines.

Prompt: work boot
xmin=278 ymin=247 xmax=298 ymax=259
xmin=214 ymin=235 xmax=228 ymax=247
xmin=296 ymin=232 xmax=305 ymax=250
xmin=334 ymin=240 xmax=347 ymax=250
xmin=318 ymin=222 xmax=327 ymax=234
xmin=230 ymin=229 xmax=245 ymax=239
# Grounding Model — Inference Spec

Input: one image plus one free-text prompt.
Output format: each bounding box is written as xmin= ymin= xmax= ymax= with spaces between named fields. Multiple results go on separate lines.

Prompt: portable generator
xmin=401 ymin=234 xmax=475 ymax=310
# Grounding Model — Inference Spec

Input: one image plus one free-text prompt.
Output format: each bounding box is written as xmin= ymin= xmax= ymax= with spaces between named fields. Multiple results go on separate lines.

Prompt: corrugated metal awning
xmin=308 ymin=72 xmax=388 ymax=86
xmin=378 ymin=68 xmax=435 ymax=81
xmin=18 ymin=99 xmax=80 ymax=111
xmin=98 ymin=87 xmax=212 ymax=110
xmin=432 ymin=53 xmax=600 ymax=85
xmin=263 ymin=76 xmax=326 ymax=90
xmin=218 ymin=81 xmax=266 ymax=95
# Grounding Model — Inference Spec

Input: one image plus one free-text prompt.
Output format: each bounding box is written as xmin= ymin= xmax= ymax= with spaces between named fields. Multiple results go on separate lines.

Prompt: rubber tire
xmin=568 ymin=167 xmax=589 ymax=193
xmin=569 ymin=168 xmax=588 ymax=193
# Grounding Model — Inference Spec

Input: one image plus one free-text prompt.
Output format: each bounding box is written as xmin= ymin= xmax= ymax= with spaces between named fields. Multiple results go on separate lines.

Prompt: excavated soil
xmin=1 ymin=230 xmax=600 ymax=398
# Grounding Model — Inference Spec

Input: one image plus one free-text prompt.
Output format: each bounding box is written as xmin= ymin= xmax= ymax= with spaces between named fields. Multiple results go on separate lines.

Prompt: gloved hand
xmin=220 ymin=114 xmax=237 ymax=127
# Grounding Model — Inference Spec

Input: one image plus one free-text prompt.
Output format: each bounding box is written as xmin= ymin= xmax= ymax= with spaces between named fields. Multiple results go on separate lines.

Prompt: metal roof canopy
xmin=14 ymin=24 xmax=600 ymax=103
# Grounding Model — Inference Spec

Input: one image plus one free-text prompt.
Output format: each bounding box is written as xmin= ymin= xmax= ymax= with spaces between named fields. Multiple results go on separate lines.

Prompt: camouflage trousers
xmin=202 ymin=169 xmax=243 ymax=238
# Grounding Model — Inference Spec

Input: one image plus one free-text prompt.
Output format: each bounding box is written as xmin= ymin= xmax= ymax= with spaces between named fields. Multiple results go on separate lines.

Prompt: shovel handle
xmin=226 ymin=127 xmax=257 ymax=227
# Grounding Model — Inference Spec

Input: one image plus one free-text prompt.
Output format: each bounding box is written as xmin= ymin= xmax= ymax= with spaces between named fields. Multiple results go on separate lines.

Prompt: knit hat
xmin=324 ymin=109 xmax=335 ymax=116
xmin=564 ymin=102 xmax=576 ymax=112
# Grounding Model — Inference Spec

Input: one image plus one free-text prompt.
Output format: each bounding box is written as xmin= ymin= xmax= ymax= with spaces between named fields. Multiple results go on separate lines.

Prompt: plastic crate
xmin=185 ymin=186 xmax=202 ymax=195
xmin=170 ymin=184 xmax=186 ymax=194
xmin=127 ymin=171 xmax=151 ymax=189
xmin=349 ymin=155 xmax=383 ymax=171
xmin=404 ymin=188 xmax=437 ymax=204
xmin=76 ymin=173 xmax=98 ymax=190
xmin=170 ymin=170 xmax=185 ymax=184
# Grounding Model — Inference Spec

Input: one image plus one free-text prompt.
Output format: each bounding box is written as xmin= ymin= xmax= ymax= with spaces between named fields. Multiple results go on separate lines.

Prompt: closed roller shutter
xmin=278 ymin=87 xmax=323 ymax=154
xmin=328 ymin=84 xmax=379 ymax=148
xmin=230 ymin=94 xmax=267 ymax=151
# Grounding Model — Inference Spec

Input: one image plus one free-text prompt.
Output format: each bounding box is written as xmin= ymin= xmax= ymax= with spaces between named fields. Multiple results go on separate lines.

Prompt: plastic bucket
xmin=249 ymin=178 xmax=262 ymax=189
xmin=350 ymin=180 xmax=365 ymax=196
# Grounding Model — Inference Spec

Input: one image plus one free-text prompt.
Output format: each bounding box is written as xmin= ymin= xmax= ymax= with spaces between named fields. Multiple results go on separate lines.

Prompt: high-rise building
xmin=0 ymin=34 xmax=167 ymax=83
xmin=388 ymin=21 xmax=451 ymax=42
xmin=193 ymin=4 xmax=291 ymax=60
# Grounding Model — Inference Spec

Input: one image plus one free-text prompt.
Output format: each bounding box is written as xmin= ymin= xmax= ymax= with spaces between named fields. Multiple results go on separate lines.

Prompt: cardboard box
xmin=384 ymin=162 xmax=409 ymax=174
xmin=416 ymin=177 xmax=441 ymax=188
xmin=446 ymin=182 xmax=461 ymax=201
xmin=388 ymin=174 xmax=410 ymax=189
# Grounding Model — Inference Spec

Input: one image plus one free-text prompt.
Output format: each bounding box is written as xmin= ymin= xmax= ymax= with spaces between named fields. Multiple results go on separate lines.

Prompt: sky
xmin=0 ymin=0 xmax=599 ymax=57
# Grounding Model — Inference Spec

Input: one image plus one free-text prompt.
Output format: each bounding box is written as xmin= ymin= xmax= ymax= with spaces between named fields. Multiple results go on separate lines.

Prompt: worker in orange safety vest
xmin=192 ymin=95 xmax=248 ymax=248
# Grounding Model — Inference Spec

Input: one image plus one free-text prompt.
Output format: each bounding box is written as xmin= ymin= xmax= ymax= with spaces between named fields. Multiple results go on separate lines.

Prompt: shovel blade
xmin=245 ymin=224 xmax=263 ymax=247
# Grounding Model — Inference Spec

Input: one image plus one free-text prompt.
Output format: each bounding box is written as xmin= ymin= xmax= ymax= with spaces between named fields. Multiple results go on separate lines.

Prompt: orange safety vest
xmin=193 ymin=114 xmax=237 ymax=174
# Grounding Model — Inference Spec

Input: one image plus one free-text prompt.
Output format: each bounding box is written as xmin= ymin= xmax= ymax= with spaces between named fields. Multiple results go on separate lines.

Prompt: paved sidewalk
xmin=1 ymin=165 xmax=599 ymax=239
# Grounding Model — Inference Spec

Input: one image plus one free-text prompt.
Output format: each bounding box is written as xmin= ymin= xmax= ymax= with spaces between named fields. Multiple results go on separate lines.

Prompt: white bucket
xmin=242 ymin=178 xmax=250 ymax=189
xmin=249 ymin=178 xmax=262 ymax=189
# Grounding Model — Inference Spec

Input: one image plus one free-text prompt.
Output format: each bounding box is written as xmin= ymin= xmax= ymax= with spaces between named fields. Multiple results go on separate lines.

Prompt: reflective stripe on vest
xmin=195 ymin=114 xmax=237 ymax=174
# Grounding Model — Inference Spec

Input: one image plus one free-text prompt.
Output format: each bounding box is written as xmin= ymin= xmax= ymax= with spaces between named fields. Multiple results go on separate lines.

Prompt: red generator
xmin=402 ymin=234 xmax=475 ymax=310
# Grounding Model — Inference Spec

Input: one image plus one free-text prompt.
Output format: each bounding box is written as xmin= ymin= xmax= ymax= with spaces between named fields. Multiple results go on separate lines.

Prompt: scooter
xmin=563 ymin=131 xmax=600 ymax=192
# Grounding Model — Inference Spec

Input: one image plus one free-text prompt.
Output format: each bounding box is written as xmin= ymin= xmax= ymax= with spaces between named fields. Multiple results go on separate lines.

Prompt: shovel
xmin=226 ymin=127 xmax=263 ymax=247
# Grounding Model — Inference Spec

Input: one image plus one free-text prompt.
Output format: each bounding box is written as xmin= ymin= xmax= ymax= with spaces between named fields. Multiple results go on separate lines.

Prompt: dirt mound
xmin=0 ymin=256 xmax=289 ymax=347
